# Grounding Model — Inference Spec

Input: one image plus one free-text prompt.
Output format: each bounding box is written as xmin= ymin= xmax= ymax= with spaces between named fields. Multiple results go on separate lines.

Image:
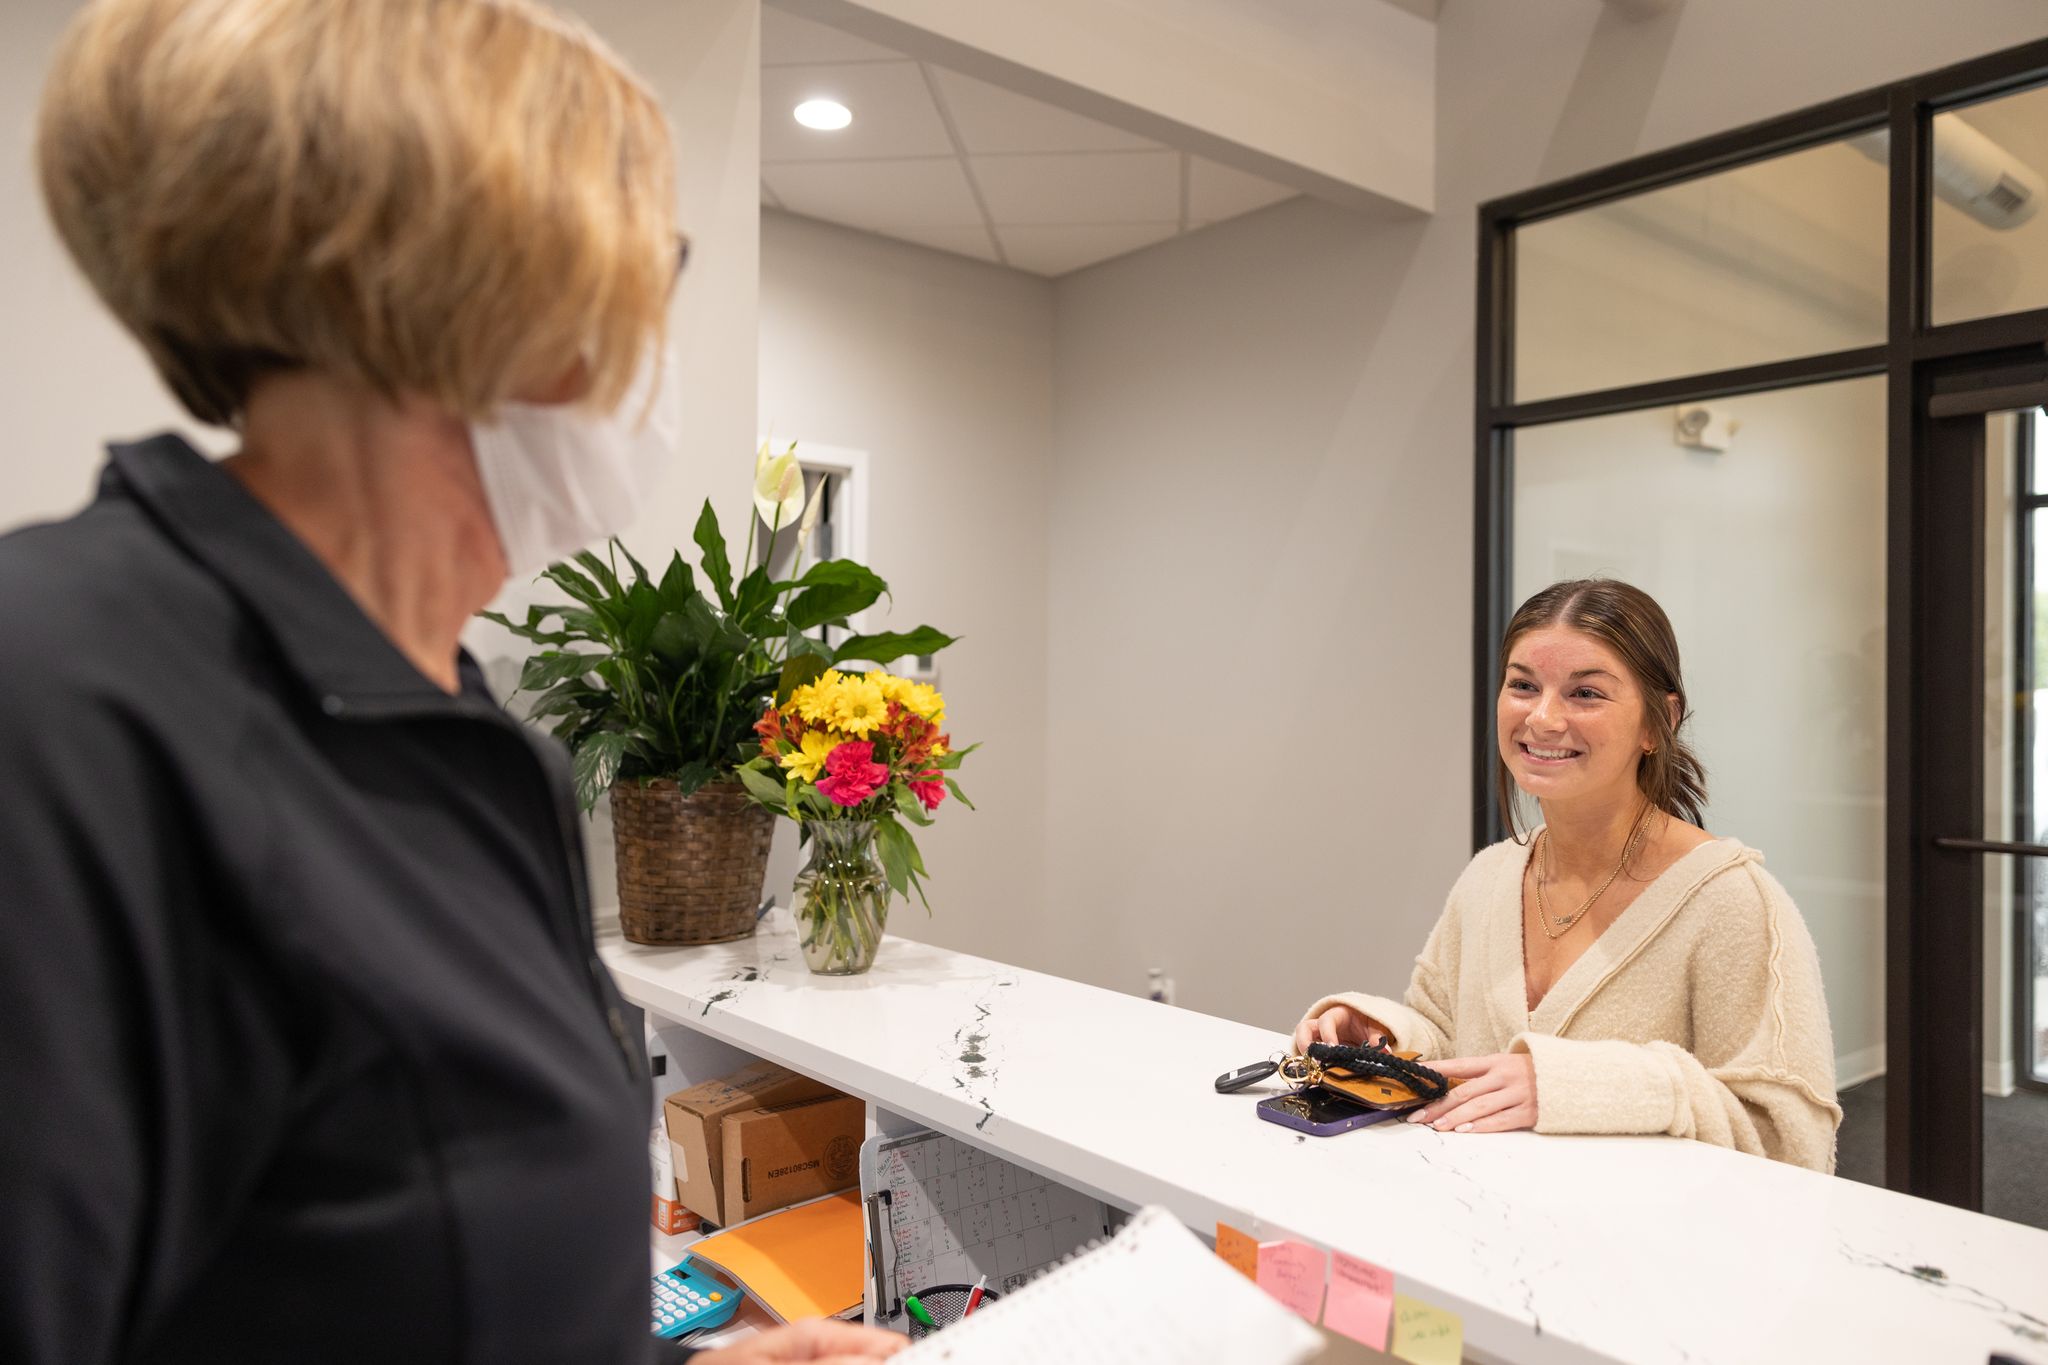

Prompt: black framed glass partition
xmin=1475 ymin=38 xmax=2048 ymax=1219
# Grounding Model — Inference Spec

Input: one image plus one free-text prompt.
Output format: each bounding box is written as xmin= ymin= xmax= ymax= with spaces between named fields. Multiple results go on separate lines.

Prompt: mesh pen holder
xmin=904 ymin=1284 xmax=1002 ymax=1339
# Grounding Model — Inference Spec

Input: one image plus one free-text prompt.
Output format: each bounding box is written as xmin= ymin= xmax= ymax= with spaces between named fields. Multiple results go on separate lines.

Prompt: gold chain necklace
xmin=1535 ymin=805 xmax=1652 ymax=940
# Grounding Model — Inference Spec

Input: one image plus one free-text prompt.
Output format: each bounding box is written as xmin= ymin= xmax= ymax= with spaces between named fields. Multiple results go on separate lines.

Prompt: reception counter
xmin=600 ymin=913 xmax=2048 ymax=1365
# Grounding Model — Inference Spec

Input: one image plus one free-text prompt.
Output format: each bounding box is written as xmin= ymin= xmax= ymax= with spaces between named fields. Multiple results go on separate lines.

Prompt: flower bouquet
xmin=738 ymin=669 xmax=975 ymax=974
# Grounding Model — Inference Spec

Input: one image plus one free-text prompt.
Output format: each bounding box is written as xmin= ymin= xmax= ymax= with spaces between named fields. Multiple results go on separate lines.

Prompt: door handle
xmin=1932 ymin=836 xmax=2048 ymax=857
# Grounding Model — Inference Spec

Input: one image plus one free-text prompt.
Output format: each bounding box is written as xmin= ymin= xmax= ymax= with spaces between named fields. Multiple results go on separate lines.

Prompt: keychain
xmin=1213 ymin=1058 xmax=1281 ymax=1093
xmin=1214 ymin=1041 xmax=1453 ymax=1108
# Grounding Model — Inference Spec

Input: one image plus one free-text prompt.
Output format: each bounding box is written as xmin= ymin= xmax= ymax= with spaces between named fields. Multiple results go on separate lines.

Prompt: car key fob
xmin=1215 ymin=1060 xmax=1280 ymax=1093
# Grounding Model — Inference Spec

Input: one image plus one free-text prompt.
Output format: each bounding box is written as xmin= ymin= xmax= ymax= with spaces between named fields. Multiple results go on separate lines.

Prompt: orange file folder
xmin=685 ymin=1190 xmax=864 ymax=1323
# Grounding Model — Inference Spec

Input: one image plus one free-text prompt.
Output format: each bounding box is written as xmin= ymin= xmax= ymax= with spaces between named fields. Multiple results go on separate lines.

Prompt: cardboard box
xmin=721 ymin=1094 xmax=865 ymax=1224
xmin=663 ymin=1061 xmax=839 ymax=1226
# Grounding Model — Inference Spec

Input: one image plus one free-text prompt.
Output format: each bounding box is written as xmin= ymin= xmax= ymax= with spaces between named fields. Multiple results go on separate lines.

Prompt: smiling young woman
xmin=1291 ymin=579 xmax=1843 ymax=1171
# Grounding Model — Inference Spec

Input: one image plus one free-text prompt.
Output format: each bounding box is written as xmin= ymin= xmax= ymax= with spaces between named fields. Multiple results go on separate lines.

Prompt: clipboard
xmin=859 ymin=1129 xmax=1111 ymax=1326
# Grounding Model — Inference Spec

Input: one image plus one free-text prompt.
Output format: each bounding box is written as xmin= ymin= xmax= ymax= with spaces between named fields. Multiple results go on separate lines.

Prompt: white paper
xmin=894 ymin=1206 xmax=1322 ymax=1365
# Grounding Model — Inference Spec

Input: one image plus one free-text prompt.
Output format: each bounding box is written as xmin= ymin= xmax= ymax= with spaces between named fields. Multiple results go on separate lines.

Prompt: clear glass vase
xmin=794 ymin=820 xmax=891 ymax=975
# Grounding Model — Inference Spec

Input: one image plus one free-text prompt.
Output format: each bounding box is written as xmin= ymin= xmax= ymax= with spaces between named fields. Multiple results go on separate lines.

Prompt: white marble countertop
xmin=601 ymin=914 xmax=2048 ymax=1365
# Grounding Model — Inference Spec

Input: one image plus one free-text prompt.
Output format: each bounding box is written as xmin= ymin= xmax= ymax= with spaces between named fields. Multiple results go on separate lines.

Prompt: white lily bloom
xmin=753 ymin=443 xmax=805 ymax=531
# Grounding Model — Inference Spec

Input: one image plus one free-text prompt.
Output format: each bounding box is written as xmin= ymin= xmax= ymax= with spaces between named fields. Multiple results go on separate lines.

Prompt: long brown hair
xmin=1493 ymin=579 xmax=1708 ymax=840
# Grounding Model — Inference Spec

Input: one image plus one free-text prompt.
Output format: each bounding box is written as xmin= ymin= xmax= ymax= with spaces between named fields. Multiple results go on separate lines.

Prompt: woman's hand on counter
xmin=1405 ymin=1052 xmax=1538 ymax=1134
xmin=698 ymin=1319 xmax=906 ymax=1362
xmin=1291 ymin=1003 xmax=1390 ymax=1055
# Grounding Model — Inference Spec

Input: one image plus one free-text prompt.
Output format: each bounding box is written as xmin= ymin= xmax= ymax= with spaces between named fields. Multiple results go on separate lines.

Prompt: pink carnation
xmin=816 ymin=741 xmax=887 ymax=807
xmin=908 ymin=771 xmax=946 ymax=812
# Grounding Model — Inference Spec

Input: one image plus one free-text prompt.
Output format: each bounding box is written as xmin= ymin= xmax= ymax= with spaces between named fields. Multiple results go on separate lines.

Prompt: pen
xmin=904 ymin=1295 xmax=937 ymax=1329
xmin=964 ymin=1275 xmax=987 ymax=1317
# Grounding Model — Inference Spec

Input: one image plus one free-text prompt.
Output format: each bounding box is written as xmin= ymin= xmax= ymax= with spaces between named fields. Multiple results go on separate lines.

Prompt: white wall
xmin=1038 ymin=0 xmax=2048 ymax=1038
xmin=757 ymin=210 xmax=1056 ymax=963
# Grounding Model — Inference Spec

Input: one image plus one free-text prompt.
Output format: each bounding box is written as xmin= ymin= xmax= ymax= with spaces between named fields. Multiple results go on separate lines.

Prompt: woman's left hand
xmin=1404 ymin=1052 xmax=1538 ymax=1133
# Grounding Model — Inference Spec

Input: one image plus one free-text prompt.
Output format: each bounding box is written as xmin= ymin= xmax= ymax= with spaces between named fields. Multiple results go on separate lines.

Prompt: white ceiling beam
xmin=769 ymin=0 xmax=1435 ymax=217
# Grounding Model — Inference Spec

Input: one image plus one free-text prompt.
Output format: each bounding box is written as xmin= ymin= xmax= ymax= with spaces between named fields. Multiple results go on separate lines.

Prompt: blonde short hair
xmin=37 ymin=0 xmax=677 ymax=426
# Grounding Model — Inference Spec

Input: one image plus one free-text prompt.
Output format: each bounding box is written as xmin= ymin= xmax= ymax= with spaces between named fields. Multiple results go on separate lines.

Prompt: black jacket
xmin=0 ymin=435 xmax=662 ymax=1363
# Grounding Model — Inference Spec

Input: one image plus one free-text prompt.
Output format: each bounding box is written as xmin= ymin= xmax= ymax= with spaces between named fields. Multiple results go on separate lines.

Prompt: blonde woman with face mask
xmin=1292 ymin=580 xmax=1842 ymax=1172
xmin=1 ymin=3 xmax=898 ymax=1362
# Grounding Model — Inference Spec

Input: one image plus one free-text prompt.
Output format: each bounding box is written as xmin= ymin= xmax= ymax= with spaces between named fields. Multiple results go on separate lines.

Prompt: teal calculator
xmin=650 ymin=1259 xmax=743 ymax=1340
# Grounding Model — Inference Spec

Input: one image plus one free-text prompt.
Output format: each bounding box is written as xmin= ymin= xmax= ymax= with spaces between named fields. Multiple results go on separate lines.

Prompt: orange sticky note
xmin=1390 ymin=1293 xmax=1462 ymax=1365
xmin=1255 ymin=1239 xmax=1327 ymax=1322
xmin=1324 ymin=1251 xmax=1394 ymax=1349
xmin=1215 ymin=1223 xmax=1259 ymax=1281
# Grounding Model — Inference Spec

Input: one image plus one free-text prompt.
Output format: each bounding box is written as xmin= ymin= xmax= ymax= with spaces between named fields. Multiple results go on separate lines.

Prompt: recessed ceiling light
xmin=794 ymin=99 xmax=852 ymax=131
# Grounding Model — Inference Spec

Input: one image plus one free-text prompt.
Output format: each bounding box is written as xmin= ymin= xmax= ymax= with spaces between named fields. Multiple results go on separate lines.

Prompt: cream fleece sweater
xmin=1301 ymin=834 xmax=1842 ymax=1172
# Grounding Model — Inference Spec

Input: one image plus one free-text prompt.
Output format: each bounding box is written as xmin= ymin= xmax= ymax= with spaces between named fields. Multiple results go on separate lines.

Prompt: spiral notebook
xmin=892 ymin=1205 xmax=1322 ymax=1364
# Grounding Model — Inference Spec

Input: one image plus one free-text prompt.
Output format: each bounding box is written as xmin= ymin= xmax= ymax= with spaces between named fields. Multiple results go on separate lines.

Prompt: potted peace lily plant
xmin=738 ymin=668 xmax=975 ymax=975
xmin=485 ymin=444 xmax=957 ymax=947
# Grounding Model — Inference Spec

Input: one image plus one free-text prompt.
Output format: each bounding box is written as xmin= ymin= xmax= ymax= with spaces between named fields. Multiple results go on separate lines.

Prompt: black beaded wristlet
xmin=1303 ymin=1040 xmax=1452 ymax=1103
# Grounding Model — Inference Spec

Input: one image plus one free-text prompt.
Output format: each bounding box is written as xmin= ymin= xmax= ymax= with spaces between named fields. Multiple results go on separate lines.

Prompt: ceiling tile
xmin=868 ymin=223 xmax=1003 ymax=266
xmin=928 ymin=68 xmax=1162 ymax=156
xmin=761 ymin=62 xmax=953 ymax=163
xmin=761 ymin=159 xmax=984 ymax=232
xmin=761 ymin=7 xmax=904 ymax=65
xmin=997 ymin=223 xmax=1181 ymax=276
xmin=1187 ymin=156 xmax=1299 ymax=222
xmin=971 ymin=151 xmax=1181 ymax=226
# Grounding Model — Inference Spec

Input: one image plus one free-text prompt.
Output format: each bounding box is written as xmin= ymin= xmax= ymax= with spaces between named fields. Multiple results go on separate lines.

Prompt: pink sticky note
xmin=1255 ymin=1239 xmax=1327 ymax=1322
xmin=1323 ymin=1251 xmax=1395 ymax=1349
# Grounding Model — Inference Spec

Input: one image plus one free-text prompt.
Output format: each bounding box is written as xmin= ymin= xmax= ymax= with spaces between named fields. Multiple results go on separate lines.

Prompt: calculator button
xmin=685 ymin=1304 xmax=699 ymax=1314
xmin=708 ymin=1291 xmax=723 ymax=1302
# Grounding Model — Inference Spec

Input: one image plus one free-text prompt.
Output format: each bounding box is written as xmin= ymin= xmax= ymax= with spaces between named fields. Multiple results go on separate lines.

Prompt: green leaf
xmin=831 ymin=627 xmax=958 ymax=668
xmin=672 ymin=761 xmax=718 ymax=798
xmin=943 ymin=776 xmax=975 ymax=810
xmin=736 ymin=763 xmax=792 ymax=811
xmin=891 ymin=780 xmax=935 ymax=826
xmin=528 ymin=678 xmax=605 ymax=721
xmin=478 ymin=608 xmax=573 ymax=647
xmin=519 ymin=650 xmax=605 ymax=692
xmin=733 ymin=565 xmax=778 ymax=631
xmin=874 ymin=817 xmax=913 ymax=897
xmin=542 ymin=564 xmax=618 ymax=630
xmin=777 ymin=653 xmax=829 ymax=705
xmin=784 ymin=625 xmax=831 ymax=662
xmin=621 ymin=579 xmax=665 ymax=656
xmin=657 ymin=552 xmax=696 ymax=614
xmin=570 ymin=732 xmax=633 ymax=812
xmin=649 ymin=612 xmax=693 ymax=668
xmin=785 ymin=560 xmax=889 ymax=632
xmin=694 ymin=500 xmax=735 ymax=611
xmin=928 ymin=741 xmax=980 ymax=772
xmin=574 ymin=549 xmax=624 ymax=601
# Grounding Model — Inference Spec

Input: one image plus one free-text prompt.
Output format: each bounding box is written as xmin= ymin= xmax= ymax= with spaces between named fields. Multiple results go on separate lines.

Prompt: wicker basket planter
xmin=611 ymin=778 xmax=775 ymax=945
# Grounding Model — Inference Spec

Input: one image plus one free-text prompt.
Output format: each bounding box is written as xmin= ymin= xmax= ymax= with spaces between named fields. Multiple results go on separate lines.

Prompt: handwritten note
xmin=1214 ymin=1223 xmax=1259 ymax=1282
xmin=1255 ymin=1239 xmax=1327 ymax=1322
xmin=1390 ymin=1294 xmax=1462 ymax=1365
xmin=1322 ymin=1251 xmax=1394 ymax=1349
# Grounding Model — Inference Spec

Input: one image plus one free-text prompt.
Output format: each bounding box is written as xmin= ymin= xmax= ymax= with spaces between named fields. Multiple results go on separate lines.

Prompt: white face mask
xmin=468 ymin=345 xmax=681 ymax=579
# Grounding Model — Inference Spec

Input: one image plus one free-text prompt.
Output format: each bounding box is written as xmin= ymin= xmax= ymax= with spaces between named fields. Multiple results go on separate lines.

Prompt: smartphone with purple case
xmin=1256 ymin=1089 xmax=1403 ymax=1136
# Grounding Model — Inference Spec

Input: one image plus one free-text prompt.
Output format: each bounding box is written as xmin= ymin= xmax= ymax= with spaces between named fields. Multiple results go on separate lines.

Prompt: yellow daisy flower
xmin=832 ymin=676 xmax=889 ymax=737
xmin=867 ymin=671 xmax=912 ymax=707
xmin=779 ymin=730 xmax=838 ymax=783
xmin=903 ymin=681 xmax=945 ymax=725
xmin=792 ymin=670 xmax=843 ymax=725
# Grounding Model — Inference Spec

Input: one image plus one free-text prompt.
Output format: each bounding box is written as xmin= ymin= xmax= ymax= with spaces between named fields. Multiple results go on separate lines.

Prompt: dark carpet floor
xmin=1837 ymin=1075 xmax=2048 ymax=1229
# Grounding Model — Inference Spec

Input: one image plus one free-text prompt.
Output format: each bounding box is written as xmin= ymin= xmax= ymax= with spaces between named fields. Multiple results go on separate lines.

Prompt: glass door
xmin=1921 ymin=387 xmax=2048 ymax=1229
